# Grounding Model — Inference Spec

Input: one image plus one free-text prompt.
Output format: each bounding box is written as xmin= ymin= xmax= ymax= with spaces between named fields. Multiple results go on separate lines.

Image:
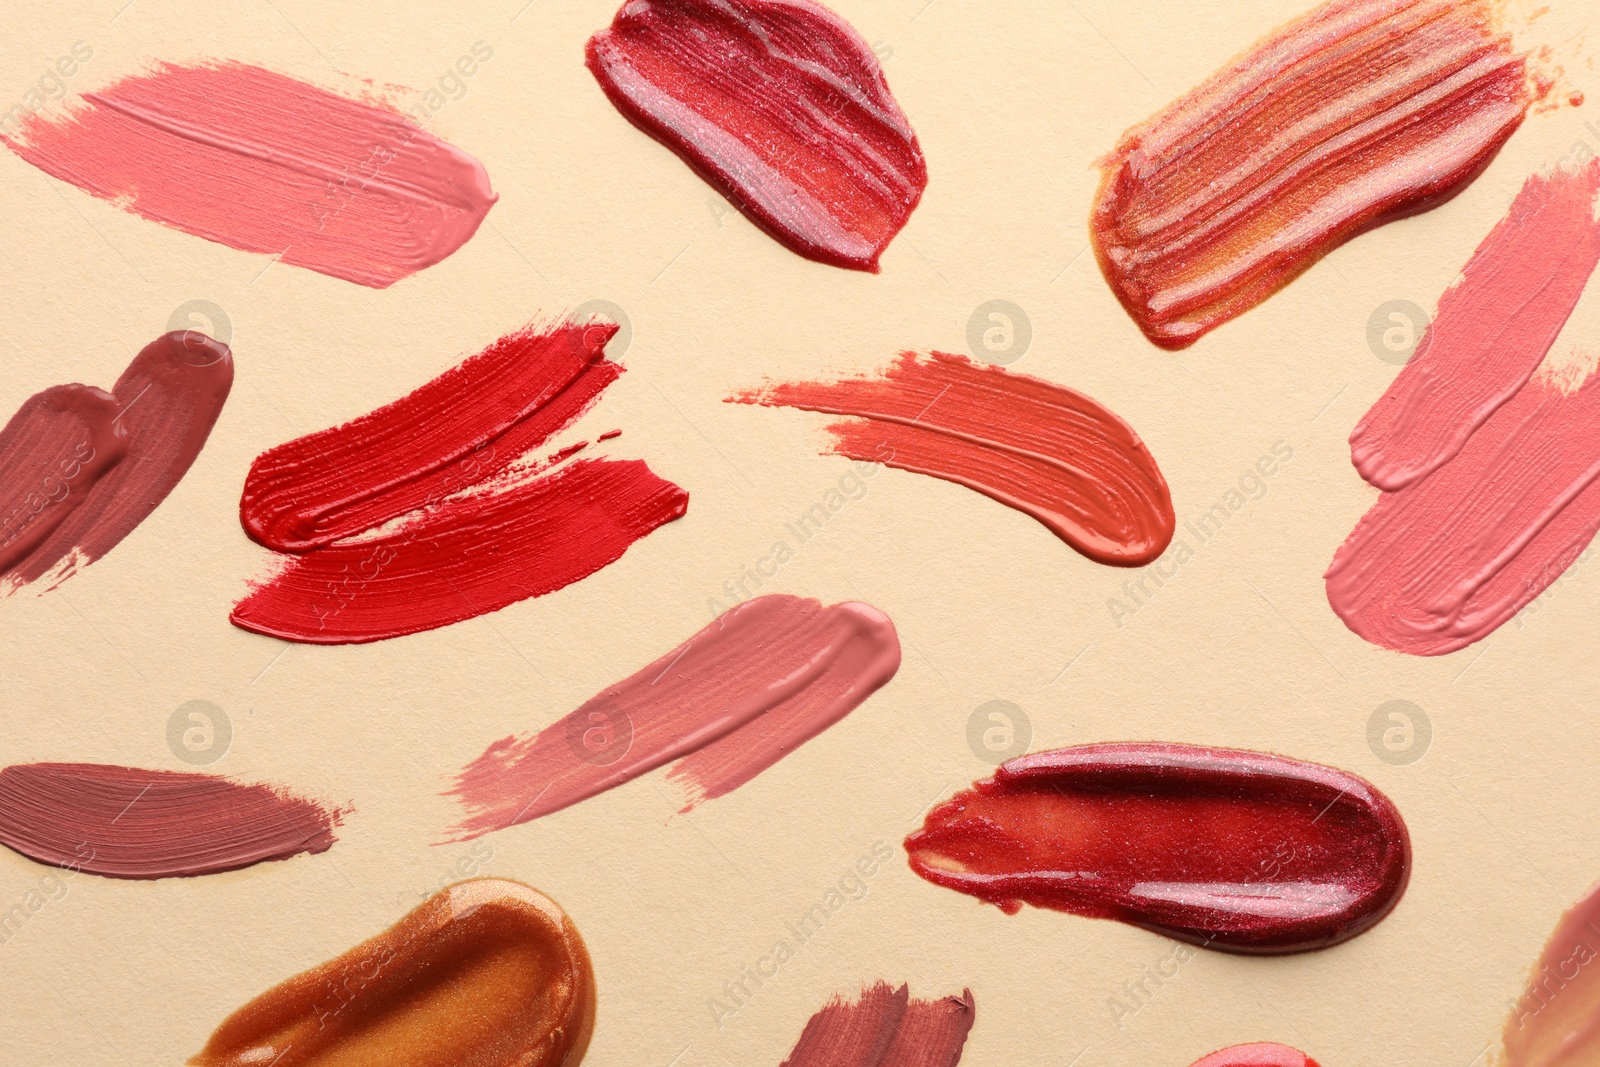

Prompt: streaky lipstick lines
xmin=778 ymin=982 xmax=975 ymax=1067
xmin=730 ymin=351 xmax=1175 ymax=565
xmin=3 ymin=61 xmax=496 ymax=288
xmin=0 ymin=762 xmax=345 ymax=880
xmin=446 ymin=595 xmax=901 ymax=837
xmin=232 ymin=319 xmax=688 ymax=644
xmin=586 ymin=0 xmax=926 ymax=271
xmin=1 ymin=330 xmax=232 ymax=594
xmin=1092 ymin=0 xmax=1536 ymax=349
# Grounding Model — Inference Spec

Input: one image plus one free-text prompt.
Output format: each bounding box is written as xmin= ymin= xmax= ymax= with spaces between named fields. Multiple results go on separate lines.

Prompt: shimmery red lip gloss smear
xmin=731 ymin=351 xmax=1174 ymax=565
xmin=586 ymin=0 xmax=927 ymax=272
xmin=0 ymin=763 xmax=344 ymax=879
xmin=1091 ymin=0 xmax=1533 ymax=349
xmin=232 ymin=319 xmax=687 ymax=644
xmin=905 ymin=743 xmax=1411 ymax=954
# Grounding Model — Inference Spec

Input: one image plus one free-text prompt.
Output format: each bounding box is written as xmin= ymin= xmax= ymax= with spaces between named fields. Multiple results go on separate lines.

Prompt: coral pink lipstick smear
xmin=1352 ymin=162 xmax=1600 ymax=490
xmin=1190 ymin=1045 xmax=1319 ymax=1067
xmin=1327 ymin=162 xmax=1600 ymax=656
xmin=1 ymin=331 xmax=231 ymax=593
xmin=232 ymin=320 xmax=687 ymax=644
xmin=779 ymin=983 xmax=975 ymax=1067
xmin=1091 ymin=0 xmax=1535 ymax=349
xmin=447 ymin=595 xmax=900 ymax=837
xmin=0 ymin=763 xmax=344 ymax=879
xmin=905 ymin=743 xmax=1411 ymax=954
xmin=1500 ymin=878 xmax=1600 ymax=1067
xmin=731 ymin=351 xmax=1174 ymax=565
xmin=3 ymin=62 xmax=496 ymax=288
xmin=586 ymin=0 xmax=926 ymax=271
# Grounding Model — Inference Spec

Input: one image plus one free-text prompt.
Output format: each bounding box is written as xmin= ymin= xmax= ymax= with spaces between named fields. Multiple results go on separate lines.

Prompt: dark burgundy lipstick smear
xmin=905 ymin=743 xmax=1411 ymax=954
xmin=586 ymin=0 xmax=926 ymax=271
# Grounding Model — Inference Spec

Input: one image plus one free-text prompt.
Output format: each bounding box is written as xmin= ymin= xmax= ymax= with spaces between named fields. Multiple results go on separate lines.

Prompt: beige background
xmin=1 ymin=0 xmax=1597 ymax=1064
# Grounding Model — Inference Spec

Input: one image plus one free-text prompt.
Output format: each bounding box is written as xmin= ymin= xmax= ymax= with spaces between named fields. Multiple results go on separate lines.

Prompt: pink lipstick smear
xmin=0 ymin=763 xmax=345 ymax=879
xmin=586 ymin=0 xmax=926 ymax=271
xmin=1327 ymin=162 xmax=1600 ymax=656
xmin=447 ymin=595 xmax=900 ymax=838
xmin=780 ymin=982 xmax=975 ymax=1067
xmin=1 ymin=331 xmax=231 ymax=594
xmin=1190 ymin=1045 xmax=1319 ymax=1067
xmin=731 ymin=351 xmax=1175 ymax=565
xmin=1501 ymin=877 xmax=1600 ymax=1067
xmin=3 ymin=62 xmax=496 ymax=288
xmin=232 ymin=320 xmax=687 ymax=644
xmin=1352 ymin=162 xmax=1600 ymax=490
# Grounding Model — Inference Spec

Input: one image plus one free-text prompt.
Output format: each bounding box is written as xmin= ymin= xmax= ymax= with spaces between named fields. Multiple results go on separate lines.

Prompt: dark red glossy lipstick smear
xmin=0 ymin=762 xmax=344 ymax=879
xmin=1091 ymin=0 xmax=1534 ymax=349
xmin=731 ymin=351 xmax=1174 ymax=565
xmin=586 ymin=0 xmax=926 ymax=272
xmin=232 ymin=320 xmax=688 ymax=644
xmin=905 ymin=743 xmax=1411 ymax=954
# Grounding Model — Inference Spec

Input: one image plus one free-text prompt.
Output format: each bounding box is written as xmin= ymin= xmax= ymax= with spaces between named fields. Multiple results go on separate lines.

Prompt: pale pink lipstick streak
xmin=446 ymin=595 xmax=901 ymax=838
xmin=3 ymin=62 xmax=496 ymax=288
xmin=1327 ymin=159 xmax=1600 ymax=655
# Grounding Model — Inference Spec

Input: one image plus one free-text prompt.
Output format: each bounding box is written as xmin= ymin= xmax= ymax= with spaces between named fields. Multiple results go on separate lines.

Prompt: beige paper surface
xmin=1 ymin=0 xmax=1596 ymax=1063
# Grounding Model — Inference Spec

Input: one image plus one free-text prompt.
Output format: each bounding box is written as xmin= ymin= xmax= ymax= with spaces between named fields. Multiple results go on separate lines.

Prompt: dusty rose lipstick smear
xmin=587 ymin=0 xmax=926 ymax=271
xmin=906 ymin=743 xmax=1411 ymax=954
xmin=779 ymin=982 xmax=975 ymax=1067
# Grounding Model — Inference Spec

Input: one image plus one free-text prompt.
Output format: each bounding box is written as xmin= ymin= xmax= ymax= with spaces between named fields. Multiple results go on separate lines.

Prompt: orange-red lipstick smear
xmin=1092 ymin=0 xmax=1534 ymax=349
xmin=189 ymin=879 xmax=595 ymax=1067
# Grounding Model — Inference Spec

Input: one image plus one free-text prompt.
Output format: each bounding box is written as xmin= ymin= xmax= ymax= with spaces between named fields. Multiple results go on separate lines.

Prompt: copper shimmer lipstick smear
xmin=1327 ymin=361 xmax=1600 ymax=657
xmin=779 ymin=982 xmax=975 ymax=1067
xmin=190 ymin=879 xmax=594 ymax=1067
xmin=0 ymin=763 xmax=343 ymax=880
xmin=232 ymin=320 xmax=687 ymax=644
xmin=905 ymin=743 xmax=1411 ymax=954
xmin=586 ymin=0 xmax=926 ymax=271
xmin=1500 ymin=878 xmax=1600 ymax=1067
xmin=4 ymin=62 xmax=496 ymax=288
xmin=1351 ymin=160 xmax=1600 ymax=490
xmin=447 ymin=595 xmax=900 ymax=837
xmin=1 ymin=331 xmax=232 ymax=593
xmin=731 ymin=351 xmax=1174 ymax=565
xmin=1091 ymin=0 xmax=1534 ymax=349
xmin=1190 ymin=1045 xmax=1320 ymax=1067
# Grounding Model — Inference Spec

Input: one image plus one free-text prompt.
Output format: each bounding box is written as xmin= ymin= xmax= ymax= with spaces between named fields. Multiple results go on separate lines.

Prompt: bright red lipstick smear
xmin=586 ymin=0 xmax=926 ymax=272
xmin=1091 ymin=0 xmax=1534 ymax=349
xmin=905 ymin=743 xmax=1411 ymax=954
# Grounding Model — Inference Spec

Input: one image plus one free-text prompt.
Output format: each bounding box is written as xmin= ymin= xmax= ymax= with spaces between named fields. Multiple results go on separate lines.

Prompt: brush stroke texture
xmin=1 ymin=331 xmax=232 ymax=593
xmin=1092 ymin=0 xmax=1532 ymax=348
xmin=0 ymin=762 xmax=342 ymax=879
xmin=905 ymin=743 xmax=1411 ymax=954
xmin=731 ymin=351 xmax=1174 ymax=565
xmin=1351 ymin=161 xmax=1600 ymax=490
xmin=192 ymin=879 xmax=594 ymax=1067
xmin=780 ymin=982 xmax=975 ymax=1067
xmin=587 ymin=0 xmax=926 ymax=271
xmin=4 ymin=62 xmax=496 ymax=288
xmin=447 ymin=595 xmax=900 ymax=837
